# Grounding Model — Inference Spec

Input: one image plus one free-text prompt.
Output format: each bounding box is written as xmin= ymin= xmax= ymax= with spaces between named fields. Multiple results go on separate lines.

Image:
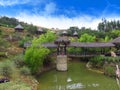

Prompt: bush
xmin=20 ymin=66 xmax=31 ymax=76
xmin=103 ymin=56 xmax=120 ymax=62
xmin=90 ymin=55 xmax=104 ymax=68
xmin=24 ymin=31 xmax=56 ymax=73
xmin=104 ymin=66 xmax=115 ymax=77
xmin=0 ymin=81 xmax=31 ymax=90
xmin=24 ymin=46 xmax=50 ymax=73
xmin=14 ymin=54 xmax=25 ymax=68
xmin=0 ymin=60 xmax=14 ymax=78
xmin=19 ymin=36 xmax=32 ymax=47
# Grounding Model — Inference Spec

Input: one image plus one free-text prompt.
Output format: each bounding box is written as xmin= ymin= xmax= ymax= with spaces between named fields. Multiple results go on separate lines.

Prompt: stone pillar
xmin=56 ymin=55 xmax=67 ymax=71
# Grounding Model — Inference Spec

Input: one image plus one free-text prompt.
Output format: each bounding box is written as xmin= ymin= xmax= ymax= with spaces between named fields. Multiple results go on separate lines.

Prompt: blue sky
xmin=0 ymin=0 xmax=120 ymax=29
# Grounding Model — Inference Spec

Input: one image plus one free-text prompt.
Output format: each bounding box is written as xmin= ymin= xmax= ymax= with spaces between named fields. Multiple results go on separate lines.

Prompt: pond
xmin=37 ymin=62 xmax=119 ymax=90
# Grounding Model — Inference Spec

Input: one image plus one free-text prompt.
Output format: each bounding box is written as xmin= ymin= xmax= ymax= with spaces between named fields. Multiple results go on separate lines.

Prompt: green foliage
xmin=0 ymin=81 xmax=31 ymax=90
xmin=100 ymin=35 xmax=112 ymax=42
xmin=20 ymin=66 xmax=31 ymax=76
xmin=104 ymin=66 xmax=115 ymax=77
xmin=67 ymin=26 xmax=79 ymax=36
xmin=111 ymin=30 xmax=120 ymax=37
xmin=0 ymin=52 xmax=7 ymax=57
xmin=25 ymin=45 xmax=50 ymax=73
xmin=25 ymin=24 xmax=37 ymax=34
xmin=78 ymin=33 xmax=96 ymax=42
xmin=90 ymin=55 xmax=104 ymax=67
xmin=69 ymin=37 xmax=78 ymax=42
xmin=0 ymin=16 xmax=19 ymax=28
xmin=19 ymin=36 xmax=32 ymax=47
xmin=0 ymin=60 xmax=14 ymax=78
xmin=98 ymin=19 xmax=120 ymax=32
xmin=24 ymin=31 xmax=56 ymax=73
xmin=32 ymin=30 xmax=56 ymax=44
xmin=14 ymin=54 xmax=25 ymax=68
xmin=43 ymin=56 xmax=53 ymax=66
xmin=0 ymin=36 xmax=10 ymax=49
xmin=0 ymin=16 xmax=38 ymax=33
xmin=103 ymin=56 xmax=120 ymax=62
xmin=67 ymin=47 xmax=82 ymax=55
xmin=90 ymin=55 xmax=120 ymax=67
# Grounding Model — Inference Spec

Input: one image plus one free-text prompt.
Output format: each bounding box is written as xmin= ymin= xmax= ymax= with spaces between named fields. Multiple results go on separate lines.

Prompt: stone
xmin=56 ymin=55 xmax=67 ymax=71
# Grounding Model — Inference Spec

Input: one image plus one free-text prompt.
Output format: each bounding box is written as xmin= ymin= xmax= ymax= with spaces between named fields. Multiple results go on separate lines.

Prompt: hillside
xmin=0 ymin=25 xmax=39 ymax=90
xmin=0 ymin=26 xmax=24 ymax=58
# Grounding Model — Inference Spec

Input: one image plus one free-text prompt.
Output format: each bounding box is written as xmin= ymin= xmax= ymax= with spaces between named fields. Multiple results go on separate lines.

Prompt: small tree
xmin=24 ymin=45 xmax=50 ymax=73
xmin=24 ymin=31 xmax=56 ymax=73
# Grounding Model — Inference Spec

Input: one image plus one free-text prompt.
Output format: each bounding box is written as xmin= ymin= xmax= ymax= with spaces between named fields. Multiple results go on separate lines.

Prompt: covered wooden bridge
xmin=41 ymin=42 xmax=115 ymax=57
xmin=24 ymin=37 xmax=116 ymax=58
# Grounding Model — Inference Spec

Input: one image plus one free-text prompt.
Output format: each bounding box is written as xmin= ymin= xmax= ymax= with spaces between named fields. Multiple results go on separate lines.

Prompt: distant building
xmin=36 ymin=28 xmax=44 ymax=35
xmin=14 ymin=24 xmax=24 ymax=32
xmin=73 ymin=31 xmax=78 ymax=38
xmin=62 ymin=31 xmax=68 ymax=36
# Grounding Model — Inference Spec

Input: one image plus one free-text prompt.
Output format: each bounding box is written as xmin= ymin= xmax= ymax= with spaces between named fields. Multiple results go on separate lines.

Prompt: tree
xmin=24 ymin=45 xmax=50 ymax=73
xmin=24 ymin=30 xmax=56 ymax=73
xmin=67 ymin=26 xmax=79 ymax=36
xmin=32 ymin=30 xmax=56 ymax=44
xmin=111 ymin=30 xmax=120 ymax=37
xmin=78 ymin=33 xmax=96 ymax=42
xmin=100 ymin=35 xmax=112 ymax=42
xmin=25 ymin=24 xmax=37 ymax=34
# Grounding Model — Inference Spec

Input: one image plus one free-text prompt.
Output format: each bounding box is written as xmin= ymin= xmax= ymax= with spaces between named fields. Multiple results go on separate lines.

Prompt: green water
xmin=37 ymin=62 xmax=119 ymax=90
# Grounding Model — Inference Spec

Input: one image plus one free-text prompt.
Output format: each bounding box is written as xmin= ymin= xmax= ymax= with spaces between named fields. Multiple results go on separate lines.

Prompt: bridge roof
xmin=111 ymin=37 xmax=120 ymax=44
xmin=24 ymin=42 xmax=114 ymax=48
xmin=68 ymin=42 xmax=115 ymax=48
xmin=42 ymin=43 xmax=57 ymax=48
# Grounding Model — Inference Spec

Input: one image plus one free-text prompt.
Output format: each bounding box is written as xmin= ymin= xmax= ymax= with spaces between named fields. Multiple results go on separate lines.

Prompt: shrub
xmin=0 ymin=81 xmax=31 ymax=90
xmin=0 ymin=60 xmax=14 ymax=78
xmin=19 ymin=36 xmax=32 ymax=47
xmin=24 ymin=45 xmax=50 ymax=73
xmin=20 ymin=66 xmax=31 ymax=76
xmin=104 ymin=66 xmax=115 ymax=77
xmin=24 ymin=31 xmax=56 ymax=73
xmin=90 ymin=55 xmax=104 ymax=68
xmin=103 ymin=56 xmax=120 ymax=62
xmin=14 ymin=54 xmax=25 ymax=68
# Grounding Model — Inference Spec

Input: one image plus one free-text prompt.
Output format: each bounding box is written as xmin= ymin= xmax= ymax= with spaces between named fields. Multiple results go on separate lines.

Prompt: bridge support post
xmin=56 ymin=55 xmax=67 ymax=71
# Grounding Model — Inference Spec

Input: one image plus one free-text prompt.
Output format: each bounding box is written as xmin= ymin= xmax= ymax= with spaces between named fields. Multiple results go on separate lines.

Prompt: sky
xmin=0 ymin=0 xmax=120 ymax=30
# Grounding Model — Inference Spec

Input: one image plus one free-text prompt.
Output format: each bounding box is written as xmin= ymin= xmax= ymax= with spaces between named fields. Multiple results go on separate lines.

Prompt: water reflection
xmin=37 ymin=62 xmax=118 ymax=90
xmin=52 ymin=83 xmax=100 ymax=90
xmin=67 ymin=77 xmax=72 ymax=82
xmin=67 ymin=83 xmax=85 ymax=89
xmin=53 ymin=74 xmax=100 ymax=90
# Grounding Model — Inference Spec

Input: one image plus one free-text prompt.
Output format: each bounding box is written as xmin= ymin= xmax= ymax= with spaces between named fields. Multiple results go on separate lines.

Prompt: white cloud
xmin=0 ymin=0 xmax=29 ymax=6
xmin=44 ymin=2 xmax=56 ymax=15
xmin=14 ymin=13 xmax=98 ymax=30
xmin=0 ymin=0 xmax=45 ymax=6
xmin=15 ymin=11 xmax=120 ymax=30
